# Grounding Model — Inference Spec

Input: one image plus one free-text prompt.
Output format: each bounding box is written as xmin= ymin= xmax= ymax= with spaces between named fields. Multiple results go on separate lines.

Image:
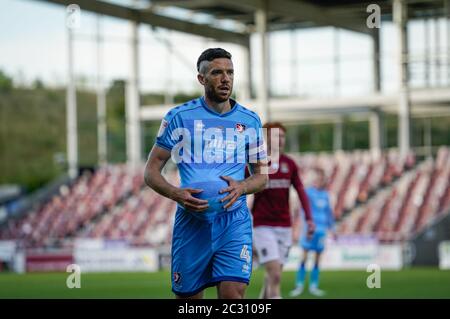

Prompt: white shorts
xmin=253 ymin=226 xmax=292 ymax=265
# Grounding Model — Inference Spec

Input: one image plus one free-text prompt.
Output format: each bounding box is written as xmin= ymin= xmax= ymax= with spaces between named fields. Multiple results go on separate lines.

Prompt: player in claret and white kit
xmin=250 ymin=122 xmax=315 ymax=299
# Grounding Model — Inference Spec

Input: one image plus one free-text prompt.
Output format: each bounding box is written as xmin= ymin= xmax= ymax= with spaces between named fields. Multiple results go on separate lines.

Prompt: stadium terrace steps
xmin=1 ymin=148 xmax=449 ymax=247
xmin=0 ymin=164 xmax=144 ymax=248
xmin=290 ymin=149 xmax=416 ymax=222
xmin=77 ymin=170 xmax=178 ymax=247
xmin=338 ymin=147 xmax=450 ymax=242
xmin=0 ymin=174 xmax=72 ymax=226
xmin=415 ymin=148 xmax=450 ymax=232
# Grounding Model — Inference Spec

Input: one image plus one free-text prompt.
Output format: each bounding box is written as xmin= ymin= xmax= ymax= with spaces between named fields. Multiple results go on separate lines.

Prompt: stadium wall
xmin=283 ymin=236 xmax=404 ymax=271
xmin=411 ymin=212 xmax=450 ymax=266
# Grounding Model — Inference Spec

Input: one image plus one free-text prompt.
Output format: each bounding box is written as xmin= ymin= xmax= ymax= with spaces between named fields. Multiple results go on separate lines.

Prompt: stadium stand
xmin=338 ymin=147 xmax=450 ymax=242
xmin=0 ymin=148 xmax=449 ymax=247
xmin=291 ymin=149 xmax=416 ymax=219
xmin=0 ymin=165 xmax=143 ymax=247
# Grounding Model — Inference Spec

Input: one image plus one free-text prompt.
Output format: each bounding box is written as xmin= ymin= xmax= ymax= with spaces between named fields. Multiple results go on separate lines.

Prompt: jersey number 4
xmin=240 ymin=245 xmax=251 ymax=263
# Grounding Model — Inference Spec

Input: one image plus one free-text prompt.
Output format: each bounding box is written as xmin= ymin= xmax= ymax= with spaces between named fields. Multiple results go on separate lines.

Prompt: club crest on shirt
xmin=281 ymin=163 xmax=289 ymax=173
xmin=173 ymin=271 xmax=182 ymax=285
xmin=235 ymin=123 xmax=246 ymax=133
xmin=317 ymin=199 xmax=328 ymax=208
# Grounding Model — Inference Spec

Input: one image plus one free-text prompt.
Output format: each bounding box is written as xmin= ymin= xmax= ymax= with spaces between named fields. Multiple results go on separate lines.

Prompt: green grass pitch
xmin=0 ymin=268 xmax=449 ymax=299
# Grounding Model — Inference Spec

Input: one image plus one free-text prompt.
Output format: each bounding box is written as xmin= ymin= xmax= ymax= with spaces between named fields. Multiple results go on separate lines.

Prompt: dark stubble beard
xmin=205 ymin=82 xmax=231 ymax=103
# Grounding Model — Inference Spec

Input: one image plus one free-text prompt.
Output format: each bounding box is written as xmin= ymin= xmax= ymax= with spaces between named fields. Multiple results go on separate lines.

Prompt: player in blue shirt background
xmin=290 ymin=168 xmax=337 ymax=297
xmin=144 ymin=48 xmax=268 ymax=299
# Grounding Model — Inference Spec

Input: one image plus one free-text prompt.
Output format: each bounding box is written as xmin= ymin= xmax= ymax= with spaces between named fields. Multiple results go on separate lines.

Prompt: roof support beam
xmin=222 ymin=0 xmax=369 ymax=34
xmin=394 ymin=0 xmax=411 ymax=156
xmin=255 ymin=2 xmax=270 ymax=123
xmin=36 ymin=0 xmax=249 ymax=45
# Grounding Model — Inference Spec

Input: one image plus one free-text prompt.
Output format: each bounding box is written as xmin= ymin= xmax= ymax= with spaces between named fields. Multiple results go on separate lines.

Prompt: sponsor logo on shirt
xmin=205 ymin=139 xmax=237 ymax=149
xmin=281 ymin=163 xmax=289 ymax=173
xmin=195 ymin=121 xmax=205 ymax=131
xmin=167 ymin=119 xmax=267 ymax=164
xmin=267 ymin=179 xmax=291 ymax=189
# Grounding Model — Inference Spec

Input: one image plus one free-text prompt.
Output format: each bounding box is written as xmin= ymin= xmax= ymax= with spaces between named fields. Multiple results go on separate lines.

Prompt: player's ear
xmin=197 ymin=73 xmax=205 ymax=85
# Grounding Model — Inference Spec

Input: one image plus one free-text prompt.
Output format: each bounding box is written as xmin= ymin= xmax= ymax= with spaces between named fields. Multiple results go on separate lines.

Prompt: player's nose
xmin=221 ymin=74 xmax=231 ymax=83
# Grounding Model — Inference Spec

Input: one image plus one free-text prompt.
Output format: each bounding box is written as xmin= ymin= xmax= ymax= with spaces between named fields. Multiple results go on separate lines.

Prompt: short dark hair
xmin=197 ymin=48 xmax=232 ymax=72
xmin=315 ymin=167 xmax=326 ymax=177
xmin=263 ymin=122 xmax=287 ymax=133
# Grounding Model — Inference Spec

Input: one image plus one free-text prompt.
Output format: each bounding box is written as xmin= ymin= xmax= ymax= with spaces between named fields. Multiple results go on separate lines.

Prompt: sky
xmin=1 ymin=0 xmax=449 ymax=99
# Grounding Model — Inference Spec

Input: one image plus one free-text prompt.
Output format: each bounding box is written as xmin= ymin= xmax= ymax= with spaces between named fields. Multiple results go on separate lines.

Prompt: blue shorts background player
xmin=290 ymin=168 xmax=337 ymax=297
xmin=144 ymin=48 xmax=268 ymax=299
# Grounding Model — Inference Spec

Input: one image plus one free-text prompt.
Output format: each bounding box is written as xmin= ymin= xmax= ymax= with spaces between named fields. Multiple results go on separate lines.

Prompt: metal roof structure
xmin=150 ymin=0 xmax=446 ymax=32
xmin=33 ymin=0 xmax=450 ymax=175
xmin=37 ymin=0 xmax=449 ymax=36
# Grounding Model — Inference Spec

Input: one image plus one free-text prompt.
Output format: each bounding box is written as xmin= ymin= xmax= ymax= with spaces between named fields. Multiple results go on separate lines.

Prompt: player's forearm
xmin=242 ymin=172 xmax=268 ymax=195
xmin=144 ymin=167 xmax=178 ymax=201
xmin=296 ymin=186 xmax=312 ymax=221
xmin=328 ymin=217 xmax=336 ymax=231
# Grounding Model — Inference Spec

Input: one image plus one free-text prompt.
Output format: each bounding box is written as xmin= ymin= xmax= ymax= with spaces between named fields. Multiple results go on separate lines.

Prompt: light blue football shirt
xmin=155 ymin=96 xmax=266 ymax=220
xmin=302 ymin=187 xmax=335 ymax=233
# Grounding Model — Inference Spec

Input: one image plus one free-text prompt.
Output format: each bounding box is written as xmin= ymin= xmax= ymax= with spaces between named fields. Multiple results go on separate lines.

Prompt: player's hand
xmin=172 ymin=188 xmax=209 ymax=212
xmin=306 ymin=220 xmax=315 ymax=240
xmin=292 ymin=233 xmax=300 ymax=243
xmin=219 ymin=176 xmax=247 ymax=210
xmin=332 ymin=231 xmax=338 ymax=241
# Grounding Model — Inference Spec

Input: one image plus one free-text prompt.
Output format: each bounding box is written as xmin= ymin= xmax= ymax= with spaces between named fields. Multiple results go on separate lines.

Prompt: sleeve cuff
xmin=155 ymin=141 xmax=173 ymax=152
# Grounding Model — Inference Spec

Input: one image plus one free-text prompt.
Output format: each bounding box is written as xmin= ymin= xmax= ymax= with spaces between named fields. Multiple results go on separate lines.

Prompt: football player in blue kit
xmin=144 ymin=48 xmax=268 ymax=299
xmin=290 ymin=168 xmax=337 ymax=297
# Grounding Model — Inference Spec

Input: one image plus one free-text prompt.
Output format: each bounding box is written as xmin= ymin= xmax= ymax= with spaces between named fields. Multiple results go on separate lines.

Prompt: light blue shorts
xmin=171 ymin=205 xmax=252 ymax=297
xmin=300 ymin=230 xmax=326 ymax=253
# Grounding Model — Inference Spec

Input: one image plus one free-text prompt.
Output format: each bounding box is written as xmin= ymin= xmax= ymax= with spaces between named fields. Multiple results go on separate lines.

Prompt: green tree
xmin=0 ymin=69 xmax=13 ymax=92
